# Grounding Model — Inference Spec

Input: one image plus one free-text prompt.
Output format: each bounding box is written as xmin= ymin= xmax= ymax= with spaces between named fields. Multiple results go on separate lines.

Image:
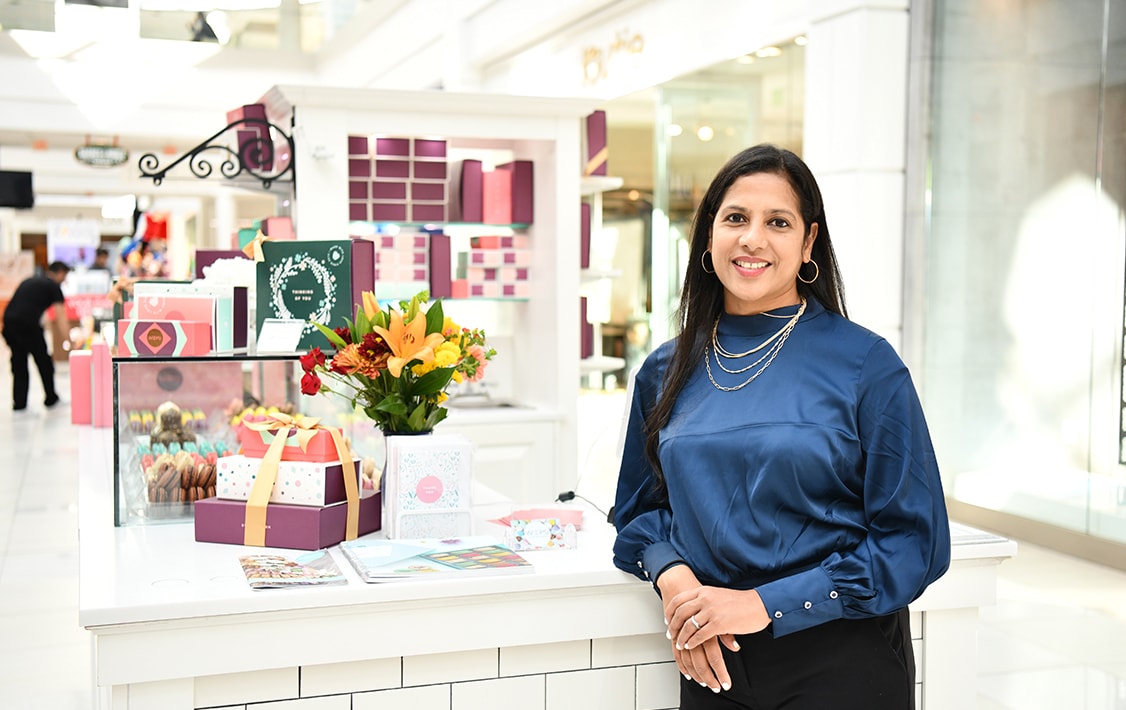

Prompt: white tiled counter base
xmin=182 ymin=635 xmax=678 ymax=710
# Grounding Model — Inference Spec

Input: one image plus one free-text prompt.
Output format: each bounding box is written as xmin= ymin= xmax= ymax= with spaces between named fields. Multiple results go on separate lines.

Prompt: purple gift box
xmin=375 ymin=137 xmax=410 ymax=156
xmin=449 ymin=159 xmax=483 ymax=223
xmin=349 ymin=203 xmax=368 ymax=221
xmin=413 ymin=161 xmax=447 ymax=180
xmin=411 ymin=182 xmax=445 ymax=201
xmin=411 ymin=203 xmax=446 ymax=223
xmin=372 ymin=182 xmax=407 ymax=200
xmin=497 ymin=160 xmax=534 ymax=224
xmin=349 ymin=159 xmax=371 ymax=178
xmin=584 ymin=110 xmax=608 ymax=176
xmin=412 ymin=138 xmax=447 ymax=158
xmin=429 ymin=234 xmax=452 ymax=299
xmin=376 ymin=160 xmax=410 ymax=179
xmin=371 ymin=203 xmax=408 ymax=222
xmin=194 ymin=492 xmax=382 ymax=551
xmin=348 ymin=135 xmax=369 ymax=156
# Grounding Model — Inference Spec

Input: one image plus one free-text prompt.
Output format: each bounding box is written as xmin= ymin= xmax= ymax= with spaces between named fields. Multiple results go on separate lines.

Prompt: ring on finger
xmin=690 ymin=614 xmax=702 ymax=630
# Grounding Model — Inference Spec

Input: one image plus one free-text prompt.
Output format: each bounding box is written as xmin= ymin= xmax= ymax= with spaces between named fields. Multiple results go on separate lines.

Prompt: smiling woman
xmin=611 ymin=144 xmax=950 ymax=710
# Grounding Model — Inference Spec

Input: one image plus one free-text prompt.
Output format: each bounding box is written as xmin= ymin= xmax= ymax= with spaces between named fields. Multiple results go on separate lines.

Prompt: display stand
xmin=259 ymin=86 xmax=599 ymax=502
xmin=79 ymin=426 xmax=1016 ymax=710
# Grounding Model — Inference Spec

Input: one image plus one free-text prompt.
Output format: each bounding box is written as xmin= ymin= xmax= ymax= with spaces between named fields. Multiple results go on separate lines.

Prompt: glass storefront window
xmin=924 ymin=0 xmax=1126 ymax=549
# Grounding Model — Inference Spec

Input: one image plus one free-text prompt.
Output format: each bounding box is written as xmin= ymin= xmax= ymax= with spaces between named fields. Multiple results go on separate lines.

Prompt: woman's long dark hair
xmin=642 ymin=144 xmax=848 ymax=498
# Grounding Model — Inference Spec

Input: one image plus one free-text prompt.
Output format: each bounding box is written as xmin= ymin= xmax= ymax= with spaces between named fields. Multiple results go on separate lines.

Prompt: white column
xmin=803 ymin=1 xmax=910 ymax=350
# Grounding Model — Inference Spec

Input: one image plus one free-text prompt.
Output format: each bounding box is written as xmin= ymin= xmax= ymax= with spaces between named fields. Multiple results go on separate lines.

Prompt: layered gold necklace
xmin=705 ymin=299 xmax=806 ymax=392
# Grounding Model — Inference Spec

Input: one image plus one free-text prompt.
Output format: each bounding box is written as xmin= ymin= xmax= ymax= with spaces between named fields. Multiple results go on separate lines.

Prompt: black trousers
xmin=680 ymin=608 xmax=914 ymax=710
xmin=3 ymin=323 xmax=57 ymax=409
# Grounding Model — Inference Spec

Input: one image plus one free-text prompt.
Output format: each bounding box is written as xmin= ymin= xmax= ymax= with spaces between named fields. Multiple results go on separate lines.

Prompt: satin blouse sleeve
xmin=611 ymin=349 xmax=686 ymax=588
xmin=754 ymin=340 xmax=952 ymax=636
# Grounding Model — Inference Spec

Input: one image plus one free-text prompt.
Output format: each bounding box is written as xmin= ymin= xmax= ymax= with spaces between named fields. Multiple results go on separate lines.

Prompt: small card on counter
xmin=239 ymin=550 xmax=348 ymax=589
xmin=255 ymin=318 xmax=305 ymax=354
xmin=506 ymin=518 xmax=578 ymax=551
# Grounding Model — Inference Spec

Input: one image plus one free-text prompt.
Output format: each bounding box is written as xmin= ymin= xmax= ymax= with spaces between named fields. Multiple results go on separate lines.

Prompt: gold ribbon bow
xmin=241 ymin=230 xmax=271 ymax=262
xmin=242 ymin=413 xmax=359 ymax=547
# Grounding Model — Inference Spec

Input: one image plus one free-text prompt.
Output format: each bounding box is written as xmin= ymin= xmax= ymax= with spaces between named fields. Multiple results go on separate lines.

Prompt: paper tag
xmin=255 ymin=318 xmax=305 ymax=354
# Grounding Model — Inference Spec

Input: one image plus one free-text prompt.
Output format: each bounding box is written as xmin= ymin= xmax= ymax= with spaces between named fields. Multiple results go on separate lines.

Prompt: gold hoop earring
xmin=798 ymin=259 xmax=819 ymax=284
xmin=701 ymin=250 xmax=716 ymax=274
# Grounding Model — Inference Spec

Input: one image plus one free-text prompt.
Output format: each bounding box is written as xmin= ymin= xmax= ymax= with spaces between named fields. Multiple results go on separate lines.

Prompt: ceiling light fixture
xmin=754 ymin=46 xmax=782 ymax=58
xmin=667 ymin=123 xmax=684 ymax=137
xmin=696 ymin=125 xmax=714 ymax=142
xmin=794 ymin=35 xmax=808 ymax=46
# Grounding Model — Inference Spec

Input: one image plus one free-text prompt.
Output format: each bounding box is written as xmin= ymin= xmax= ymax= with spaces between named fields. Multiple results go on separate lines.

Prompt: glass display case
xmin=113 ymin=353 xmax=391 ymax=527
xmin=113 ymin=355 xmax=299 ymax=526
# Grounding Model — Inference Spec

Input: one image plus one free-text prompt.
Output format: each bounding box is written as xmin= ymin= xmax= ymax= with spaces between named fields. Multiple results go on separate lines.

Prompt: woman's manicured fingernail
xmin=666 ymin=630 xmax=672 ymax=640
xmin=733 ymin=641 xmax=741 ymax=651
xmin=663 ymin=617 xmax=668 ymax=624
xmin=683 ymin=673 xmax=692 ymax=680
xmin=711 ymin=686 xmax=721 ymax=694
xmin=722 ymin=682 xmax=731 ymax=691
xmin=698 ymin=682 xmax=708 ymax=688
xmin=675 ymin=643 xmax=682 ymax=650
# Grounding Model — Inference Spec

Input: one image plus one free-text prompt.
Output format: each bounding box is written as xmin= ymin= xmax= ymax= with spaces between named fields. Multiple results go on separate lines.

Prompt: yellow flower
xmin=361 ymin=291 xmax=380 ymax=319
xmin=442 ymin=316 xmax=462 ymax=336
xmin=372 ymin=309 xmax=446 ymax=377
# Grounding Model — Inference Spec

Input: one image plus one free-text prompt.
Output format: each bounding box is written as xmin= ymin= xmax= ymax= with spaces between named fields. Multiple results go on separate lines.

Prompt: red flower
xmin=299 ymin=347 xmax=326 ymax=372
xmin=300 ymin=371 xmax=322 ymax=395
xmin=333 ymin=326 xmax=352 ymax=343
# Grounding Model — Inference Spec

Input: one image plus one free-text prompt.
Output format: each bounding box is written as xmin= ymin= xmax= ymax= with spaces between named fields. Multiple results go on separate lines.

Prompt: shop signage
xmin=583 ymin=29 xmax=645 ymax=86
xmin=75 ymin=144 xmax=129 ymax=168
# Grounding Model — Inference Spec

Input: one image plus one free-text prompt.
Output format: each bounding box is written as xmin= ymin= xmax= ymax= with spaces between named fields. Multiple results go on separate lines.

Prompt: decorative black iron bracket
xmin=138 ymin=118 xmax=295 ymax=190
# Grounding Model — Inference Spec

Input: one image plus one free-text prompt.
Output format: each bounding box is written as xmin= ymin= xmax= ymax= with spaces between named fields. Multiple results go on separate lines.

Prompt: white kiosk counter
xmin=78 ymin=428 xmax=1015 ymax=710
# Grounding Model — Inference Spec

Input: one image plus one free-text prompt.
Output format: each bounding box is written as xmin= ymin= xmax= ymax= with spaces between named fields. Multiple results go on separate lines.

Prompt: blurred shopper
xmin=2 ymin=261 xmax=71 ymax=410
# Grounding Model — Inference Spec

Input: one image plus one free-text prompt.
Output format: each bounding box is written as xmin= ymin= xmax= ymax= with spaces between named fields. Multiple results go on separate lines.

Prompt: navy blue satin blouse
xmin=612 ymin=298 xmax=951 ymax=637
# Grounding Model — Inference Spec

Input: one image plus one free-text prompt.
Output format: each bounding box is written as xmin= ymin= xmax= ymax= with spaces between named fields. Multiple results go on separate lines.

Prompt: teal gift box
xmin=256 ymin=239 xmax=375 ymax=351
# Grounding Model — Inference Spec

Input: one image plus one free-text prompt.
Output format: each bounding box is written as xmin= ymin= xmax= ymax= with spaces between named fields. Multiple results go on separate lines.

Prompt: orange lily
xmin=372 ymin=309 xmax=445 ymax=377
xmin=361 ymin=291 xmax=380 ymax=319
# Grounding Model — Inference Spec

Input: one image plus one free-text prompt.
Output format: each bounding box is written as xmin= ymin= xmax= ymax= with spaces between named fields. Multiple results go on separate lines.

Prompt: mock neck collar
xmin=716 ymin=298 xmax=826 ymax=337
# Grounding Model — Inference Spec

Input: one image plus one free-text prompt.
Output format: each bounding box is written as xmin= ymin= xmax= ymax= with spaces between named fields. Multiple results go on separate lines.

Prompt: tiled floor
xmin=0 ymin=355 xmax=1124 ymax=708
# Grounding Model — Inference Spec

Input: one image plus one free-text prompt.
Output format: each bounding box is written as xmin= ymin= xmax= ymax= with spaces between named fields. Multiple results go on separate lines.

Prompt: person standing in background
xmin=2 ymin=261 xmax=71 ymax=411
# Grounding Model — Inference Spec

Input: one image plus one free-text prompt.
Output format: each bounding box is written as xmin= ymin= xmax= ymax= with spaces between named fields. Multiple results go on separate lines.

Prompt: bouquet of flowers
xmin=299 ymin=290 xmax=494 ymax=434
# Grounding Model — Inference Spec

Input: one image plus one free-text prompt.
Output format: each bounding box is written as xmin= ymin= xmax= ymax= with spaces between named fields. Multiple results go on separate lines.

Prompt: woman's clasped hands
xmin=659 ymin=564 xmax=773 ymax=694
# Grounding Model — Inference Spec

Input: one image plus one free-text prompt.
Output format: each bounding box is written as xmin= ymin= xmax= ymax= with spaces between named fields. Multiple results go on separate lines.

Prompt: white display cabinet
xmin=261 ymin=86 xmax=599 ymax=502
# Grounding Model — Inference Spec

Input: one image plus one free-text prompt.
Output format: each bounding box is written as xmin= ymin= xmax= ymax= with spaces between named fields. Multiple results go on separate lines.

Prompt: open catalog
xmin=339 ymin=536 xmax=533 ymax=583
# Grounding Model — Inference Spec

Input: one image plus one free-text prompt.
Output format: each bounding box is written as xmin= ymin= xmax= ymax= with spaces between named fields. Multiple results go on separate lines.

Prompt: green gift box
xmin=256 ymin=239 xmax=375 ymax=351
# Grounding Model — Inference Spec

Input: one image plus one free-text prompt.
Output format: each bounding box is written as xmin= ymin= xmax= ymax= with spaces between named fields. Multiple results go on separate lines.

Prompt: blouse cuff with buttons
xmin=640 ymin=540 xmax=687 ymax=592
xmin=753 ymin=565 xmax=844 ymax=637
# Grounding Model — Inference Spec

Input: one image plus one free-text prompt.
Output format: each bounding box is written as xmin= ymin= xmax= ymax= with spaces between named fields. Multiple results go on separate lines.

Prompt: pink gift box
xmin=470 ymin=250 xmax=503 ymax=267
xmin=90 ymin=340 xmax=112 ymax=427
xmin=69 ymin=350 xmax=91 ymax=425
xmin=239 ymin=425 xmax=346 ymax=464
xmin=482 ymin=170 xmax=513 ymax=224
xmin=469 ymin=235 xmax=514 ymax=249
xmin=118 ymin=320 xmax=213 ymax=357
xmin=216 ymin=455 xmax=362 ymax=507
xmin=193 ymin=492 xmax=382 ymax=551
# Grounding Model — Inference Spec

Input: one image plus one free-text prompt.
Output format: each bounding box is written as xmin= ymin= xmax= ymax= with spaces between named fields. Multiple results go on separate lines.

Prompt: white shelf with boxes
xmin=261 ymin=85 xmax=600 ymax=503
xmin=579 ymin=174 xmax=626 ymax=386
